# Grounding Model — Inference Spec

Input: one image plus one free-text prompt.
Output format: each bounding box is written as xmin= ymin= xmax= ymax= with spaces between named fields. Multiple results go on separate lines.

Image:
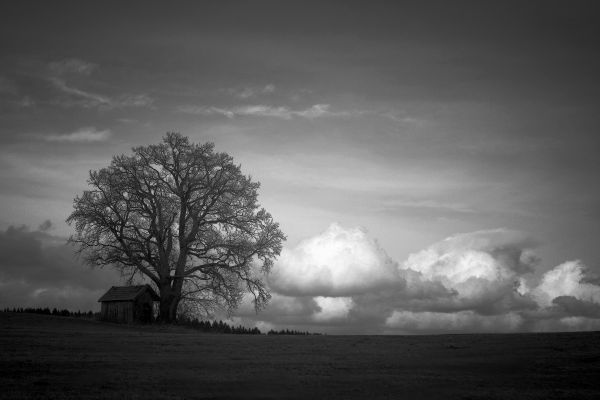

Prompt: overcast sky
xmin=1 ymin=1 xmax=600 ymax=333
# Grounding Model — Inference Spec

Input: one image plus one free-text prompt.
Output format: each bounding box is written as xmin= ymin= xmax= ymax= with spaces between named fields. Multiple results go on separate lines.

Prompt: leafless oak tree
xmin=67 ymin=133 xmax=285 ymax=322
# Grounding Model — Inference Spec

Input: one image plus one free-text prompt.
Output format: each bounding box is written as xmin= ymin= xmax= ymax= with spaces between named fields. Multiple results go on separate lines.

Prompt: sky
xmin=1 ymin=1 xmax=600 ymax=334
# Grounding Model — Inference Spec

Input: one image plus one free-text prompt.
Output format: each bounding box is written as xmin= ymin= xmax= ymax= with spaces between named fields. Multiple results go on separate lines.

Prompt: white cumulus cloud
xmin=532 ymin=260 xmax=600 ymax=307
xmin=268 ymin=223 xmax=400 ymax=296
xmin=229 ymin=224 xmax=600 ymax=334
xmin=400 ymin=229 xmax=539 ymax=314
xmin=313 ymin=296 xmax=354 ymax=322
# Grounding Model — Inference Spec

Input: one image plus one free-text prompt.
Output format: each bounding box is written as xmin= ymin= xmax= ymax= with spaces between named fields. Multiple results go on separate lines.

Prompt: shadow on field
xmin=1 ymin=312 xmax=599 ymax=399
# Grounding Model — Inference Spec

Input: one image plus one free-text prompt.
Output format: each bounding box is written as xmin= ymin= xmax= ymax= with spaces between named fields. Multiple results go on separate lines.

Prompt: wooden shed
xmin=98 ymin=285 xmax=159 ymax=323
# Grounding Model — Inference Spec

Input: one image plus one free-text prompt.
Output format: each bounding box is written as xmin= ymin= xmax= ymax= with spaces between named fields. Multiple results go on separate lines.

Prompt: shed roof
xmin=98 ymin=285 xmax=160 ymax=302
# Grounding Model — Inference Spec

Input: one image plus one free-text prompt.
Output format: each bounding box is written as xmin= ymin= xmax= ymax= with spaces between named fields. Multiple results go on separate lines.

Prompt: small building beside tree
xmin=98 ymin=285 xmax=159 ymax=323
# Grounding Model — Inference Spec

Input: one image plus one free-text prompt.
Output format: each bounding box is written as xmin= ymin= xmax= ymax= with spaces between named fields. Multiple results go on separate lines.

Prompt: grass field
xmin=1 ymin=312 xmax=599 ymax=399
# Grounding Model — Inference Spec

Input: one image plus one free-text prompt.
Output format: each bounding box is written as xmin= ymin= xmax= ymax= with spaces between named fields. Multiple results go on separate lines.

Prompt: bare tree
xmin=67 ymin=133 xmax=285 ymax=322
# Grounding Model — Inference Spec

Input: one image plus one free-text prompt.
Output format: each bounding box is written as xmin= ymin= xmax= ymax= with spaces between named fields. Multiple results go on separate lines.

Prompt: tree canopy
xmin=67 ymin=133 xmax=285 ymax=322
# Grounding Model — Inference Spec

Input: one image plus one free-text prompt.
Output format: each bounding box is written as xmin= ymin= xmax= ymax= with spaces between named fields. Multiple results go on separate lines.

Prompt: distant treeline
xmin=178 ymin=317 xmax=320 ymax=335
xmin=3 ymin=307 xmax=321 ymax=335
xmin=267 ymin=328 xmax=321 ymax=335
xmin=179 ymin=317 xmax=262 ymax=334
xmin=2 ymin=307 xmax=97 ymax=318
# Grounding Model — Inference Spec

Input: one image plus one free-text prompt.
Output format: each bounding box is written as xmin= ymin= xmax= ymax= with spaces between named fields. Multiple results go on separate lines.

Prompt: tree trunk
xmin=158 ymin=285 xmax=180 ymax=323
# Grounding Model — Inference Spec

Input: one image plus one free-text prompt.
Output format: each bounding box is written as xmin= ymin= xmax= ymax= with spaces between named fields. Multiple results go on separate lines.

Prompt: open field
xmin=1 ymin=312 xmax=599 ymax=399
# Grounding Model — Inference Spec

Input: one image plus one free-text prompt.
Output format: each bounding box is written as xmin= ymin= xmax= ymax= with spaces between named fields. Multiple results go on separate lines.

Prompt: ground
xmin=1 ymin=312 xmax=599 ymax=399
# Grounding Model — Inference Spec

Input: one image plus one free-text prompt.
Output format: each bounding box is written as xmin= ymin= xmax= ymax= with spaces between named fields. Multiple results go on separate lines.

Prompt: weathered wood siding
xmin=100 ymin=293 xmax=155 ymax=323
xmin=101 ymin=301 xmax=134 ymax=323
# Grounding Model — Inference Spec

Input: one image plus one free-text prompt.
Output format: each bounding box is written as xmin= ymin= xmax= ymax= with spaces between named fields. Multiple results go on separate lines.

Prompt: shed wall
xmin=101 ymin=301 xmax=134 ymax=323
xmin=100 ymin=293 xmax=156 ymax=323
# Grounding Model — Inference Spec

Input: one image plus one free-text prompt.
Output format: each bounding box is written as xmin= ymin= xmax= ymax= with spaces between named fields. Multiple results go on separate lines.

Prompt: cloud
xmin=268 ymin=223 xmax=400 ymax=296
xmin=44 ymin=127 xmax=111 ymax=142
xmin=2 ymin=219 xmax=598 ymax=333
xmin=232 ymin=105 xmax=293 ymax=119
xmin=46 ymin=59 xmax=154 ymax=109
xmin=399 ymin=229 xmax=539 ymax=314
xmin=48 ymin=58 xmax=97 ymax=76
xmin=49 ymin=77 xmax=154 ymax=109
xmin=0 ymin=224 xmax=121 ymax=310
xmin=17 ymin=96 xmax=35 ymax=107
xmin=385 ymin=310 xmax=524 ymax=333
xmin=38 ymin=220 xmax=53 ymax=232
xmin=116 ymin=94 xmax=154 ymax=107
xmin=532 ymin=261 xmax=600 ymax=307
xmin=313 ymin=296 xmax=354 ymax=322
xmin=235 ymin=224 xmax=600 ymax=333
xmin=244 ymin=225 xmax=542 ymax=332
xmin=294 ymin=104 xmax=345 ymax=118
xmin=551 ymin=296 xmax=600 ymax=318
xmin=49 ymin=77 xmax=112 ymax=106
xmin=236 ymin=292 xmax=318 ymax=317
xmin=228 ymin=84 xmax=276 ymax=99
xmin=262 ymin=84 xmax=276 ymax=94
xmin=178 ymin=104 xmax=353 ymax=119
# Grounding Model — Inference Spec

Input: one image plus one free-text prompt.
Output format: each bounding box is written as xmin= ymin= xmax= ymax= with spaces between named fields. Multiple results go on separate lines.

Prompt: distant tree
xmin=67 ymin=133 xmax=285 ymax=322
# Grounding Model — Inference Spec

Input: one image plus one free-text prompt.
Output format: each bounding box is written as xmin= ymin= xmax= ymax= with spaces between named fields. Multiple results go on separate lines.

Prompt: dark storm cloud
xmin=0 ymin=224 xmax=121 ymax=310
xmin=552 ymin=296 xmax=600 ymax=319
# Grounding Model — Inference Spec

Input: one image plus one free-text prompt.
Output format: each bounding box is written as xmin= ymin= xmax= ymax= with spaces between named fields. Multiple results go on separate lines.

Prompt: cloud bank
xmin=237 ymin=223 xmax=600 ymax=334
xmin=2 ymin=221 xmax=599 ymax=333
xmin=0 ymin=224 xmax=121 ymax=311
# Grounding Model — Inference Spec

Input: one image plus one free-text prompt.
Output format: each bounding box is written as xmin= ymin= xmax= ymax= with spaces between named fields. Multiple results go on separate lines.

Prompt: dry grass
xmin=1 ymin=312 xmax=599 ymax=399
